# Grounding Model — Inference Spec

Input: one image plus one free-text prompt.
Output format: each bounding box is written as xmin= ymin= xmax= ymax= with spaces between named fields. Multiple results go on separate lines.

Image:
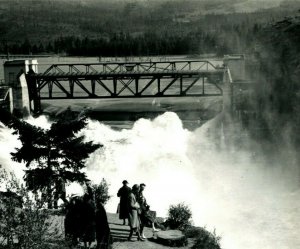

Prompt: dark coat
xmin=65 ymin=197 xmax=83 ymax=239
xmin=65 ymin=195 xmax=97 ymax=244
xmin=117 ymin=185 xmax=131 ymax=219
xmin=95 ymin=203 xmax=110 ymax=249
xmin=81 ymin=197 xmax=96 ymax=242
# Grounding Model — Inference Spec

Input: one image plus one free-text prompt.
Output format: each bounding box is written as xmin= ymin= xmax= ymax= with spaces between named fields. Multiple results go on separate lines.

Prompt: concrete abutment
xmin=1 ymin=60 xmax=38 ymax=117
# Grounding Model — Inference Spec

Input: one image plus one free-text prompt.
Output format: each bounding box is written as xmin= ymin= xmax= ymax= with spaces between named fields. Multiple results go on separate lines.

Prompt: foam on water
xmin=0 ymin=123 xmax=23 ymax=181
xmin=0 ymin=112 xmax=299 ymax=249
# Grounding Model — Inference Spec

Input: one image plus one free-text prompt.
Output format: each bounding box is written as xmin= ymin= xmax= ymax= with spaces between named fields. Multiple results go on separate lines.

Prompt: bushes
xmin=0 ymin=168 xmax=61 ymax=249
xmin=165 ymin=203 xmax=192 ymax=230
xmin=91 ymin=178 xmax=111 ymax=205
xmin=185 ymin=226 xmax=221 ymax=249
xmin=165 ymin=203 xmax=221 ymax=249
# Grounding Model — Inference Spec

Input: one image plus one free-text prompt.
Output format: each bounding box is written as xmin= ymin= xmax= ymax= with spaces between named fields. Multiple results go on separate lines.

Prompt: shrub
xmin=91 ymin=178 xmax=111 ymax=205
xmin=166 ymin=203 xmax=192 ymax=230
xmin=184 ymin=226 xmax=221 ymax=249
xmin=0 ymin=168 xmax=62 ymax=249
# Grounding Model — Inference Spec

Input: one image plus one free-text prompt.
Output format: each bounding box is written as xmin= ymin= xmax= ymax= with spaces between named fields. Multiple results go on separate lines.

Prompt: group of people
xmin=117 ymin=180 xmax=159 ymax=242
xmin=64 ymin=185 xmax=110 ymax=249
xmin=62 ymin=179 xmax=159 ymax=247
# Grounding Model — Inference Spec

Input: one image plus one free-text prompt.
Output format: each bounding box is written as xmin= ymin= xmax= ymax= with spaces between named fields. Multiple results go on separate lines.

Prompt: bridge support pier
xmin=222 ymin=68 xmax=233 ymax=114
xmin=3 ymin=60 xmax=38 ymax=116
xmin=223 ymin=54 xmax=247 ymax=116
xmin=218 ymin=64 xmax=234 ymax=150
xmin=220 ymin=55 xmax=247 ymax=150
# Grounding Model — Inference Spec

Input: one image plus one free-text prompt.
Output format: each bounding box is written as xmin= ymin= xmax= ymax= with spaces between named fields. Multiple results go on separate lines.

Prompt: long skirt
xmin=141 ymin=210 xmax=154 ymax=227
xmin=128 ymin=209 xmax=140 ymax=229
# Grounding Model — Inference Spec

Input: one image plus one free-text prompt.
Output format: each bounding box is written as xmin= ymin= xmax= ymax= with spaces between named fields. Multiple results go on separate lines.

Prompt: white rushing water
xmin=0 ymin=112 xmax=299 ymax=249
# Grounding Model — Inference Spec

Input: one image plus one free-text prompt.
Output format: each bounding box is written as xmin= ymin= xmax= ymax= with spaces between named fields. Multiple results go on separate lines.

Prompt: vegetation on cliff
xmin=246 ymin=12 xmax=300 ymax=150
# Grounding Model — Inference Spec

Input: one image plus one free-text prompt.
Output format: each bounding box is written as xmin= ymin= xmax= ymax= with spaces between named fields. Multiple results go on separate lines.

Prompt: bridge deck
xmin=36 ymin=69 xmax=224 ymax=79
xmin=41 ymin=60 xmax=222 ymax=75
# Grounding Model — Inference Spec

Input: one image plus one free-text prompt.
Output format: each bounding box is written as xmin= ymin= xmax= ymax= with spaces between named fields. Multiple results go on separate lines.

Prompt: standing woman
xmin=127 ymin=184 xmax=145 ymax=242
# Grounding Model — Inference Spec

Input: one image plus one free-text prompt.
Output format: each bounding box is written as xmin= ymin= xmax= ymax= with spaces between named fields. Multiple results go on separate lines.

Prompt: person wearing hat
xmin=137 ymin=183 xmax=160 ymax=239
xmin=117 ymin=180 xmax=131 ymax=225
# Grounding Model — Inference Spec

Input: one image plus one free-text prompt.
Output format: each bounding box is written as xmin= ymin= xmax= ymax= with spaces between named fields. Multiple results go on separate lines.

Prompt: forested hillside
xmin=0 ymin=0 xmax=299 ymax=56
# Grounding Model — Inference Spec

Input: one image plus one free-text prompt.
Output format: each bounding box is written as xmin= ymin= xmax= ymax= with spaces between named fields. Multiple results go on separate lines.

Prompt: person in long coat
xmin=127 ymin=184 xmax=144 ymax=242
xmin=65 ymin=196 xmax=83 ymax=247
xmin=81 ymin=193 xmax=96 ymax=249
xmin=117 ymin=180 xmax=131 ymax=225
xmin=95 ymin=201 xmax=111 ymax=249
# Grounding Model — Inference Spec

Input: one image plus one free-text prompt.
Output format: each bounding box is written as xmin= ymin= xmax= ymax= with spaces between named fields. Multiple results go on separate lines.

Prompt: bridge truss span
xmin=26 ymin=60 xmax=225 ymax=113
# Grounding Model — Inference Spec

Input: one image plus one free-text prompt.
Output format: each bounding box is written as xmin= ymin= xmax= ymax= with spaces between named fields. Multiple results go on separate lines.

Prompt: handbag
xmin=137 ymin=208 xmax=142 ymax=215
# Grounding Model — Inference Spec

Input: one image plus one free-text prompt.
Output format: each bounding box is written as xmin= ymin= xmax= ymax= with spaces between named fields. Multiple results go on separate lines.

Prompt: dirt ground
xmin=50 ymin=212 xmax=194 ymax=249
xmin=107 ymin=213 xmax=194 ymax=249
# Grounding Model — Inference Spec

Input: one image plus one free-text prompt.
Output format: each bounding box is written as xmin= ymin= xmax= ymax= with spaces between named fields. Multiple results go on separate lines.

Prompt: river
xmin=0 ymin=56 xmax=299 ymax=249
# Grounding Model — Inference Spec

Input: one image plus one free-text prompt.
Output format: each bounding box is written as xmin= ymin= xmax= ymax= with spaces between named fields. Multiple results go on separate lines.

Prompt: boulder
xmin=156 ymin=230 xmax=187 ymax=247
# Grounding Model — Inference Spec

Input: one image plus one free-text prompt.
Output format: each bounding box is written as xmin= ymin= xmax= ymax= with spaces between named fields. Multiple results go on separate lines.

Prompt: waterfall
xmin=0 ymin=112 xmax=299 ymax=249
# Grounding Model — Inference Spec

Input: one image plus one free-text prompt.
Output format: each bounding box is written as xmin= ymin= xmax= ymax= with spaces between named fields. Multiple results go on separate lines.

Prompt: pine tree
xmin=8 ymin=112 xmax=102 ymax=208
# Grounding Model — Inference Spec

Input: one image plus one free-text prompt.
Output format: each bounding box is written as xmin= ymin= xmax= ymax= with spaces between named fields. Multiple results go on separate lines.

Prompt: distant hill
xmin=0 ymin=0 xmax=299 ymax=56
xmin=0 ymin=0 xmax=299 ymax=41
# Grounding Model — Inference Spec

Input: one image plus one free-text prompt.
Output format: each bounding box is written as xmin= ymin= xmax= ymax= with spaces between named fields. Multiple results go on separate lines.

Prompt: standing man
xmin=117 ymin=180 xmax=131 ymax=225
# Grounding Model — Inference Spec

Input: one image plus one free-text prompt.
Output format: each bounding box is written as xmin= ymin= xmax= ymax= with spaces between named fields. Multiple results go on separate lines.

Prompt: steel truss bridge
xmin=26 ymin=60 xmax=226 ymax=113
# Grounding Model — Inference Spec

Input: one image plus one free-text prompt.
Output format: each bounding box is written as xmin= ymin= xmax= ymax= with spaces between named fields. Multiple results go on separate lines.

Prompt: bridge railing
xmin=42 ymin=60 xmax=221 ymax=75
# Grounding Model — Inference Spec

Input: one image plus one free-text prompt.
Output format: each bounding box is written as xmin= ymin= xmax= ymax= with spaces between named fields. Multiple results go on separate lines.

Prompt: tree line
xmin=0 ymin=31 xmax=221 ymax=56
